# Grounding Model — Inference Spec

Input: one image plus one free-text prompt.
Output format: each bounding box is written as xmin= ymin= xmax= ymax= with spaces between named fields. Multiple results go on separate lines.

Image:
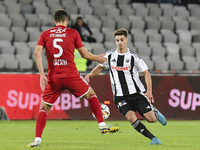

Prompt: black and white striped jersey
xmin=101 ymin=48 xmax=148 ymax=97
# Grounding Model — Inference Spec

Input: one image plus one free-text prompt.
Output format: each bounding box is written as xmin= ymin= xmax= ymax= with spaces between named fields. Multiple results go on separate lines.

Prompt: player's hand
xmin=96 ymin=54 xmax=107 ymax=64
xmin=40 ymin=75 xmax=48 ymax=92
xmin=144 ymin=91 xmax=154 ymax=103
xmin=84 ymin=75 xmax=90 ymax=83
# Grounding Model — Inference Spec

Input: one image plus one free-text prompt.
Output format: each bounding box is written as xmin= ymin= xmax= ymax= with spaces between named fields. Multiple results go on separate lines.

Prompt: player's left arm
xmin=142 ymin=70 xmax=154 ymax=103
xmin=35 ymin=45 xmax=48 ymax=92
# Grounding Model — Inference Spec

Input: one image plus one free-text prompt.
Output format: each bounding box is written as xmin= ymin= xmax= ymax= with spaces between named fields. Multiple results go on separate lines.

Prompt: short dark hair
xmin=54 ymin=9 xmax=69 ymax=23
xmin=113 ymin=28 xmax=128 ymax=38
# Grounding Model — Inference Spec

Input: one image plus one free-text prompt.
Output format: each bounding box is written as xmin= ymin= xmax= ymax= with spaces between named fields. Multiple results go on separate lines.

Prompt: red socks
xmin=35 ymin=95 xmax=103 ymax=138
xmin=35 ymin=110 xmax=48 ymax=138
xmin=89 ymin=94 xmax=104 ymax=123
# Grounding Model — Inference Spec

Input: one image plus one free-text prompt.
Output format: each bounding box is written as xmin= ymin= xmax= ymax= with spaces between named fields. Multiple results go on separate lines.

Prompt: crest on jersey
xmin=126 ymin=59 xmax=129 ymax=63
xmin=111 ymin=59 xmax=116 ymax=62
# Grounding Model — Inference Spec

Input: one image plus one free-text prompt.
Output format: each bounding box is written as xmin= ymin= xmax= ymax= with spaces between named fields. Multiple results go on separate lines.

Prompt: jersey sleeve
xmin=74 ymin=30 xmax=84 ymax=49
xmin=37 ymin=32 xmax=45 ymax=47
xmin=134 ymin=55 xmax=148 ymax=72
xmin=100 ymin=52 xmax=109 ymax=68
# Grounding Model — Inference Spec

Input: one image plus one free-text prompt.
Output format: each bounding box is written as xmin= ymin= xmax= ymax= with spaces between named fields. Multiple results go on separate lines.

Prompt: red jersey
xmin=37 ymin=25 xmax=84 ymax=79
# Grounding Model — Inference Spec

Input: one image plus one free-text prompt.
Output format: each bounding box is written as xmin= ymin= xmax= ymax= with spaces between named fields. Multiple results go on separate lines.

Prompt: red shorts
xmin=42 ymin=74 xmax=90 ymax=105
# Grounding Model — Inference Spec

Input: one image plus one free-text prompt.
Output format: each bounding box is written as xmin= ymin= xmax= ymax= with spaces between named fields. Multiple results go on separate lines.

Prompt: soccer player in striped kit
xmin=85 ymin=28 xmax=167 ymax=145
xmin=27 ymin=9 xmax=119 ymax=148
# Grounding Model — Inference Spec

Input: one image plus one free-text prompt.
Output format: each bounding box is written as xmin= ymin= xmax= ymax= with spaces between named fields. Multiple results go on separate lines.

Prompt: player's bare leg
xmin=126 ymin=111 xmax=161 ymax=145
xmin=27 ymin=102 xmax=52 ymax=148
xmin=143 ymin=111 xmax=157 ymax=123
xmin=84 ymin=87 xmax=119 ymax=134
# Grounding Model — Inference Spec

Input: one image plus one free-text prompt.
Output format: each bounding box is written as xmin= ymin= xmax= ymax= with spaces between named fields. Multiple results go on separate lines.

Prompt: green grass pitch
xmin=0 ymin=120 xmax=199 ymax=150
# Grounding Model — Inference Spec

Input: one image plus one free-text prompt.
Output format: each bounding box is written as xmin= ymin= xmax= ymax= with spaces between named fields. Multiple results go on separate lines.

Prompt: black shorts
xmin=114 ymin=93 xmax=153 ymax=117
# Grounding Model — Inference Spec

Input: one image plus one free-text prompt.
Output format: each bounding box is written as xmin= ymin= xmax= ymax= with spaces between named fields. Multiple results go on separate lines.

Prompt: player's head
xmin=54 ymin=9 xmax=69 ymax=26
xmin=113 ymin=28 xmax=128 ymax=51
xmin=113 ymin=28 xmax=128 ymax=38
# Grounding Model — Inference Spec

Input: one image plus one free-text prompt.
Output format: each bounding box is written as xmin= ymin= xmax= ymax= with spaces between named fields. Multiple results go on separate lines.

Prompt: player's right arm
xmin=84 ymin=64 xmax=105 ymax=83
xmin=77 ymin=47 xmax=107 ymax=64
xmin=74 ymin=29 xmax=106 ymax=64
xmin=35 ymin=45 xmax=48 ymax=92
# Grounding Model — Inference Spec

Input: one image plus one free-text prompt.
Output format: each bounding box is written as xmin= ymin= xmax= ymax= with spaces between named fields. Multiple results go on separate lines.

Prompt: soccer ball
xmin=92 ymin=103 xmax=110 ymax=120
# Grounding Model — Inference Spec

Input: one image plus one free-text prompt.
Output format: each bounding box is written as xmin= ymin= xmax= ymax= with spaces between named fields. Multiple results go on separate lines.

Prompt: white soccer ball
xmin=92 ymin=103 xmax=110 ymax=120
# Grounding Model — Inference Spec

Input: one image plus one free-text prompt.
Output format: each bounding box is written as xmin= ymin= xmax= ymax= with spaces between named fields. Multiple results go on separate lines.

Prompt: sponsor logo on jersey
xmin=111 ymin=65 xmax=131 ymax=71
xmin=56 ymin=28 xmax=66 ymax=33
xmin=53 ymin=59 xmax=67 ymax=66
xmin=50 ymin=28 xmax=66 ymax=33
xmin=50 ymin=28 xmax=67 ymax=38
xmin=50 ymin=29 xmax=57 ymax=32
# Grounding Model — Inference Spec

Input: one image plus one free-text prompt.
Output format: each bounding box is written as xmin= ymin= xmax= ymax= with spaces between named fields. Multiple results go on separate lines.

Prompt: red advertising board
xmin=1 ymin=74 xmax=200 ymax=120
xmin=0 ymin=74 xmax=126 ymax=120
xmin=150 ymin=76 xmax=200 ymax=119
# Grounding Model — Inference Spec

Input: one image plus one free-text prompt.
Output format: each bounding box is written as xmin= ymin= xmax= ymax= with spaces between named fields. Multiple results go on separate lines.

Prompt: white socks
xmin=34 ymin=137 xmax=41 ymax=143
xmin=98 ymin=122 xmax=106 ymax=127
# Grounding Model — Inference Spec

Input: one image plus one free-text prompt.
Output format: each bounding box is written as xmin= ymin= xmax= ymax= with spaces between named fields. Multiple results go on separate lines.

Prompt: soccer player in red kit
xmin=27 ymin=9 xmax=119 ymax=148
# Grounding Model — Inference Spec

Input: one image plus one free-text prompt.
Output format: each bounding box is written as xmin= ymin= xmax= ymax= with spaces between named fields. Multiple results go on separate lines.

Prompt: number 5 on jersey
xmin=53 ymin=38 xmax=63 ymax=58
